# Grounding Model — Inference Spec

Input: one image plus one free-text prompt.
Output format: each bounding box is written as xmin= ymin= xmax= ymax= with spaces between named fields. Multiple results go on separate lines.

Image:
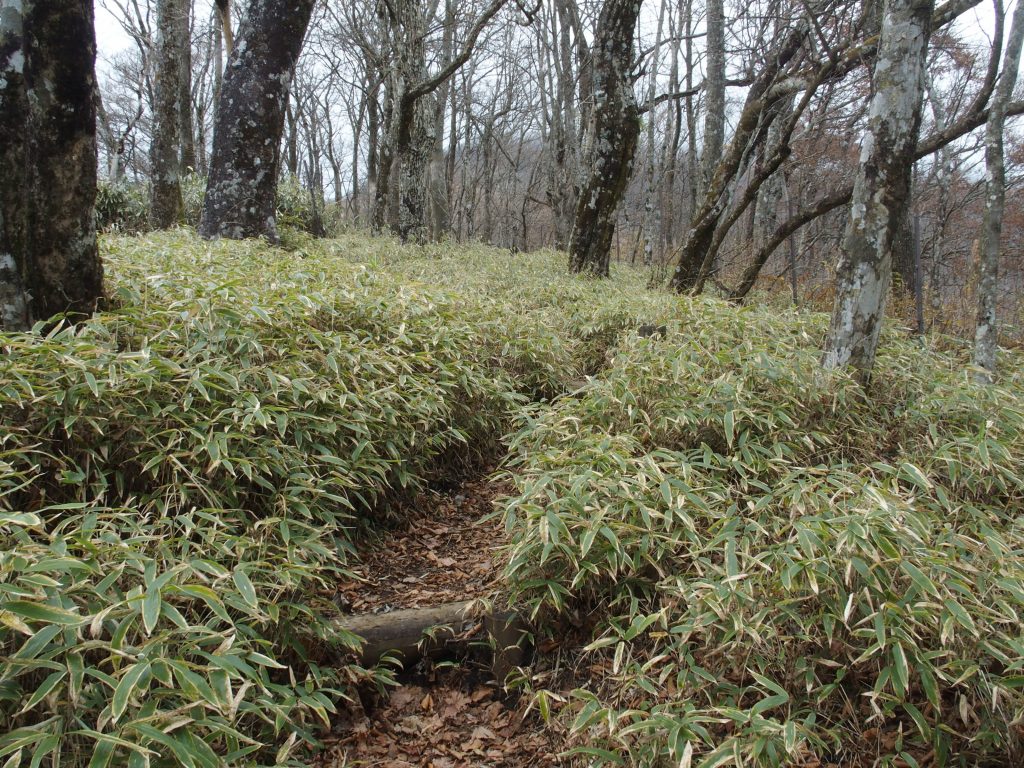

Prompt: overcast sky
xmin=92 ymin=1 xmax=1011 ymax=82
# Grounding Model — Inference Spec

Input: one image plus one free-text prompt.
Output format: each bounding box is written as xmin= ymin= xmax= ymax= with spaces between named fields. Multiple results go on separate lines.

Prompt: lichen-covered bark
xmin=973 ymin=0 xmax=1024 ymax=382
xmin=22 ymin=0 xmax=103 ymax=322
xmin=567 ymin=0 xmax=643 ymax=277
xmin=822 ymin=0 xmax=935 ymax=378
xmin=199 ymin=0 xmax=316 ymax=242
xmin=699 ymin=0 xmax=725 ymax=195
xmin=150 ymin=0 xmax=187 ymax=228
xmin=0 ymin=0 xmax=29 ymax=330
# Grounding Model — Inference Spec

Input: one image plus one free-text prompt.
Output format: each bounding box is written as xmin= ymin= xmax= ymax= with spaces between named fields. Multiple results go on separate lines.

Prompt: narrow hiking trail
xmin=314 ymin=472 xmax=566 ymax=768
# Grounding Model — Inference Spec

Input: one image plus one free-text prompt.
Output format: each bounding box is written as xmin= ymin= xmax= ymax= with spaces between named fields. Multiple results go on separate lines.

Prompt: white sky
xmin=92 ymin=1 xmax=1014 ymax=90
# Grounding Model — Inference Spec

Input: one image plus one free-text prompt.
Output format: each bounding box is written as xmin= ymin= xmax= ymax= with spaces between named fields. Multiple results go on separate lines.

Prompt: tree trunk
xmin=150 ymin=0 xmax=187 ymax=228
xmin=973 ymin=0 xmax=1024 ymax=381
xmin=199 ymin=0 xmax=316 ymax=242
xmin=669 ymin=19 xmax=807 ymax=293
xmin=700 ymin=0 xmax=725 ymax=195
xmin=178 ymin=2 xmax=196 ymax=172
xmin=19 ymin=0 xmax=103 ymax=323
xmin=567 ymin=0 xmax=643 ymax=277
xmin=1 ymin=0 xmax=29 ymax=330
xmin=641 ymin=0 xmax=667 ymax=267
xmin=822 ymin=0 xmax=935 ymax=379
xmin=215 ymin=0 xmax=233 ymax=58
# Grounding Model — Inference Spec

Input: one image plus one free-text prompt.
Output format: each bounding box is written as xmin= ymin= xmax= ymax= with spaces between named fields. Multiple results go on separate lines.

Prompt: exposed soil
xmin=318 ymin=471 xmax=567 ymax=768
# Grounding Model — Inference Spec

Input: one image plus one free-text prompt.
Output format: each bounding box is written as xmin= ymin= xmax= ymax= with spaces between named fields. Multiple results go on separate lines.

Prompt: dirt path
xmin=317 ymin=472 xmax=566 ymax=768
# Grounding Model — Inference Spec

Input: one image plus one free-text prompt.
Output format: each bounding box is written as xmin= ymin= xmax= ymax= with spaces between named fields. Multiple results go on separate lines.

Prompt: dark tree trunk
xmin=567 ymin=0 xmax=643 ymax=277
xmin=1 ymin=1 xmax=29 ymax=330
xmin=21 ymin=0 xmax=103 ymax=323
xmin=151 ymin=0 xmax=187 ymax=228
xmin=178 ymin=3 xmax=196 ymax=171
xmin=199 ymin=0 xmax=315 ymax=242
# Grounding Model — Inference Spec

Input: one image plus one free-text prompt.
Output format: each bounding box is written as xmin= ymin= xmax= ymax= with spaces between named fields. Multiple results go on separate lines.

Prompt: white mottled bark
xmin=822 ymin=0 xmax=934 ymax=379
xmin=568 ymin=0 xmax=643 ymax=276
xmin=972 ymin=0 xmax=1024 ymax=382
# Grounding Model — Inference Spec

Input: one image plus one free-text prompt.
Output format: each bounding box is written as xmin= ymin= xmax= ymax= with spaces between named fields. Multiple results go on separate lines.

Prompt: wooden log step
xmin=332 ymin=601 xmax=530 ymax=682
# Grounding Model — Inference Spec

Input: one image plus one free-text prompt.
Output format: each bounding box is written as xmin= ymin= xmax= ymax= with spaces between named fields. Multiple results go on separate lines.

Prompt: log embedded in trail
xmin=332 ymin=601 xmax=528 ymax=682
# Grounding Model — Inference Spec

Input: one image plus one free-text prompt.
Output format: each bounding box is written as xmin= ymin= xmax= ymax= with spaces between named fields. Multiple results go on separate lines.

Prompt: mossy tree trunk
xmin=15 ymin=0 xmax=103 ymax=324
xmin=567 ymin=0 xmax=643 ymax=277
xmin=0 ymin=0 xmax=29 ymax=330
xmin=199 ymin=0 xmax=316 ymax=243
xmin=150 ymin=0 xmax=188 ymax=228
xmin=822 ymin=0 xmax=934 ymax=379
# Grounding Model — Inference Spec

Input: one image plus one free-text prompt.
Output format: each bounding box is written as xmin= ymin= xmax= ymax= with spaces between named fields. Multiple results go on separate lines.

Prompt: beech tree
xmin=199 ymin=0 xmax=317 ymax=242
xmin=150 ymin=0 xmax=188 ymax=227
xmin=1 ymin=0 xmax=103 ymax=328
xmin=822 ymin=0 xmax=935 ymax=377
xmin=91 ymin=0 xmax=1023 ymax=345
xmin=973 ymin=0 xmax=1024 ymax=381
xmin=372 ymin=0 xmax=508 ymax=244
xmin=568 ymin=0 xmax=643 ymax=276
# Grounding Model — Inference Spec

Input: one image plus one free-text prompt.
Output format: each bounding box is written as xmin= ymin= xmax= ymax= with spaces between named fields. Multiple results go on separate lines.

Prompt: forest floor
xmin=313 ymin=472 xmax=567 ymax=768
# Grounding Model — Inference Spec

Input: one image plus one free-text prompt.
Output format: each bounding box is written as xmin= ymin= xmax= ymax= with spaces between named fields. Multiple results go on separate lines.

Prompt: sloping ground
xmin=337 ymin=474 xmax=510 ymax=613
xmin=318 ymin=668 xmax=562 ymax=768
xmin=4 ymin=231 xmax=1024 ymax=768
xmin=318 ymin=472 xmax=565 ymax=768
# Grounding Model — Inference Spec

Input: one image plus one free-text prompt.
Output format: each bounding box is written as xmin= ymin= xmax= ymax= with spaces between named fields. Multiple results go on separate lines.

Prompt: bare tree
xmin=973 ymin=0 xmax=1024 ymax=381
xmin=150 ymin=0 xmax=188 ymax=227
xmin=568 ymin=0 xmax=644 ymax=276
xmin=199 ymin=0 xmax=317 ymax=242
xmin=822 ymin=0 xmax=935 ymax=377
xmin=700 ymin=0 xmax=725 ymax=194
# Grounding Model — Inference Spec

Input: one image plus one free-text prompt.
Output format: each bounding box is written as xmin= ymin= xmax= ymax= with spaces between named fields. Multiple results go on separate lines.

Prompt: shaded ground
xmin=336 ymin=474 xmax=511 ymax=612
xmin=319 ymin=472 xmax=566 ymax=768
xmin=317 ymin=666 xmax=563 ymax=768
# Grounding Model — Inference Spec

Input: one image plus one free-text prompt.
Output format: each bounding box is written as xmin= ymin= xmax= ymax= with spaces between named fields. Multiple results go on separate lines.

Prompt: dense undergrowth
xmin=501 ymin=300 xmax=1024 ymax=765
xmin=3 ymin=230 xmax=1022 ymax=767
xmin=0 ymin=231 xmax=615 ymax=767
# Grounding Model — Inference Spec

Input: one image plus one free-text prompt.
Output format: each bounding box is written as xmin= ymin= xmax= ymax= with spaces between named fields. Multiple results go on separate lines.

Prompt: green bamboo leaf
xmin=142 ymin=587 xmax=161 ymax=635
xmin=20 ymin=670 xmax=66 ymax=714
xmin=111 ymin=661 xmax=151 ymax=724
xmin=232 ymin=569 xmax=258 ymax=610
xmin=0 ymin=601 xmax=83 ymax=626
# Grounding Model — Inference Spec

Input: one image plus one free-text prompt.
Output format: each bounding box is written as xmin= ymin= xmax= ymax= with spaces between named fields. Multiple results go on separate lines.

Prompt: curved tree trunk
xmin=151 ymin=0 xmax=187 ymax=228
xmin=22 ymin=0 xmax=103 ymax=323
xmin=567 ymin=0 xmax=643 ymax=277
xmin=822 ymin=0 xmax=935 ymax=379
xmin=199 ymin=0 xmax=316 ymax=242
